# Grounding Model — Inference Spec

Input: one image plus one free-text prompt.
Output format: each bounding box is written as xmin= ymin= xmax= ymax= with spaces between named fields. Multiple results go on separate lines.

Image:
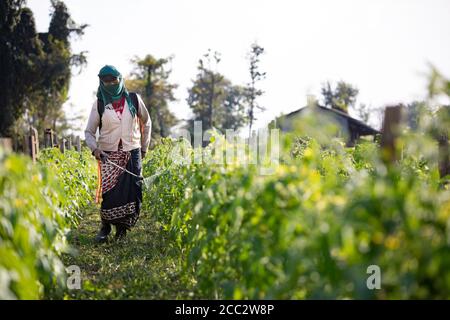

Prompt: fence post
xmin=32 ymin=127 xmax=39 ymax=156
xmin=0 ymin=138 xmax=13 ymax=152
xmin=75 ymin=136 xmax=81 ymax=153
xmin=380 ymin=105 xmax=404 ymax=164
xmin=66 ymin=135 xmax=72 ymax=150
xmin=27 ymin=126 xmax=39 ymax=163
xmin=44 ymin=128 xmax=54 ymax=148
xmin=438 ymin=134 xmax=450 ymax=180
xmin=59 ymin=138 xmax=66 ymax=154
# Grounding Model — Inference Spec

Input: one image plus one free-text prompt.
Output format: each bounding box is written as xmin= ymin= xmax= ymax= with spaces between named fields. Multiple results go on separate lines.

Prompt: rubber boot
xmin=95 ymin=222 xmax=111 ymax=243
xmin=114 ymin=224 xmax=127 ymax=241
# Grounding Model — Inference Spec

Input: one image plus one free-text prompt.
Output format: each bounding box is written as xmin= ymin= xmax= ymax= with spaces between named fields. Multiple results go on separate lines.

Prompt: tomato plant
xmin=0 ymin=147 xmax=96 ymax=299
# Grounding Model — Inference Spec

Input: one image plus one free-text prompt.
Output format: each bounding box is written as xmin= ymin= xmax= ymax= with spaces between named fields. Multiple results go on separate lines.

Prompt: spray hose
xmin=96 ymin=154 xmax=169 ymax=192
xmin=104 ymin=157 xmax=144 ymax=180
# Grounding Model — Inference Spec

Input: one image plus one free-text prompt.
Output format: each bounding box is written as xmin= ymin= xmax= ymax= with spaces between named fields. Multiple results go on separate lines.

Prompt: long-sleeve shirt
xmin=84 ymin=94 xmax=151 ymax=153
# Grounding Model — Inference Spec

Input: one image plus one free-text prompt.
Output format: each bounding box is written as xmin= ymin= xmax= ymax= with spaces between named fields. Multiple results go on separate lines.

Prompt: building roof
xmin=283 ymin=105 xmax=381 ymax=136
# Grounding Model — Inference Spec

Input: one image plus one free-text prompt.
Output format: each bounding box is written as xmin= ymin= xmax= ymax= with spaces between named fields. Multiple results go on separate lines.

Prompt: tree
xmin=220 ymin=85 xmax=248 ymax=131
xmin=351 ymin=103 xmax=370 ymax=124
xmin=405 ymin=101 xmax=428 ymax=131
xmin=126 ymin=54 xmax=178 ymax=144
xmin=321 ymin=81 xmax=359 ymax=114
xmin=246 ymin=42 xmax=266 ymax=138
xmin=187 ymin=49 xmax=224 ymax=131
xmin=29 ymin=0 xmax=87 ymax=135
xmin=0 ymin=0 xmax=43 ymax=136
xmin=0 ymin=0 xmax=87 ymax=137
xmin=428 ymin=65 xmax=450 ymax=99
xmin=186 ymin=49 xmax=248 ymax=135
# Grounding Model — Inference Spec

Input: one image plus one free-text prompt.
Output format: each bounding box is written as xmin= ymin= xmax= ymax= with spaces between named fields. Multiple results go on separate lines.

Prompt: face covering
xmin=103 ymin=82 xmax=122 ymax=97
xmin=96 ymin=65 xmax=137 ymax=117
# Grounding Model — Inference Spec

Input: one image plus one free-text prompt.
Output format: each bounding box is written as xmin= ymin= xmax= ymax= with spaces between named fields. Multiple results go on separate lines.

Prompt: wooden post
xmin=27 ymin=126 xmax=39 ymax=163
xmin=31 ymin=127 xmax=39 ymax=155
xmin=380 ymin=105 xmax=404 ymax=164
xmin=75 ymin=136 xmax=81 ymax=153
xmin=53 ymin=135 xmax=59 ymax=148
xmin=438 ymin=134 xmax=450 ymax=180
xmin=66 ymin=135 xmax=72 ymax=150
xmin=0 ymin=138 xmax=13 ymax=152
xmin=30 ymin=134 xmax=36 ymax=162
xmin=44 ymin=128 xmax=54 ymax=148
xmin=59 ymin=138 xmax=66 ymax=154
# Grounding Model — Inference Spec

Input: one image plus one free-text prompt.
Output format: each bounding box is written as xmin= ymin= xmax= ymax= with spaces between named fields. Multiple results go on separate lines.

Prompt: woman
xmin=85 ymin=65 xmax=151 ymax=242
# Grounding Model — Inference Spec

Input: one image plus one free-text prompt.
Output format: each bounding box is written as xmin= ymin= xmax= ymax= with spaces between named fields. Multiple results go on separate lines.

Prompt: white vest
xmin=96 ymin=100 xmax=142 ymax=152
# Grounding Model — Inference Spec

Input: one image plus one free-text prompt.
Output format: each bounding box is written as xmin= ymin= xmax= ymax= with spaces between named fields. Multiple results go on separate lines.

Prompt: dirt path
xmin=62 ymin=204 xmax=198 ymax=299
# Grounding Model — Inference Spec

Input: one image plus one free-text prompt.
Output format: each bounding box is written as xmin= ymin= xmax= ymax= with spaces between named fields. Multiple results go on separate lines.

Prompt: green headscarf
xmin=96 ymin=65 xmax=137 ymax=117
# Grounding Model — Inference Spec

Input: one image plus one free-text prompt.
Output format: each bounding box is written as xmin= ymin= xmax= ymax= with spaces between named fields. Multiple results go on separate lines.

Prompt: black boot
xmin=95 ymin=222 xmax=111 ymax=243
xmin=114 ymin=224 xmax=127 ymax=241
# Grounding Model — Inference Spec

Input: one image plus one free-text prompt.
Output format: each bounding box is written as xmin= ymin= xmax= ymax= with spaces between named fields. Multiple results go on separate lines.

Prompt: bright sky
xmin=28 ymin=0 xmax=450 ymax=134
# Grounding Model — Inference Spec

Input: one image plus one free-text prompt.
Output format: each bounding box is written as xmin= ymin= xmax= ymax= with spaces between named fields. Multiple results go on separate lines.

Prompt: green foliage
xmin=0 ymin=0 xmax=43 ymax=136
xmin=141 ymin=138 xmax=193 ymax=228
xmin=142 ymin=132 xmax=450 ymax=299
xmin=0 ymin=147 xmax=96 ymax=299
xmin=29 ymin=0 xmax=87 ymax=135
xmin=0 ymin=0 xmax=87 ymax=137
xmin=38 ymin=147 xmax=97 ymax=225
xmin=428 ymin=65 xmax=450 ymax=99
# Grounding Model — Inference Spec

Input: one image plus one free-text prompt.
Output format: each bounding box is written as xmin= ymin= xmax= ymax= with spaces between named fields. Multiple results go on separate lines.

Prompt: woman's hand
xmin=93 ymin=148 xmax=108 ymax=163
xmin=141 ymin=150 xmax=147 ymax=159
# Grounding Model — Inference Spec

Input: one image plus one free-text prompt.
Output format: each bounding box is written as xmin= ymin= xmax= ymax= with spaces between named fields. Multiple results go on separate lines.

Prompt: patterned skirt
xmin=99 ymin=146 xmax=142 ymax=229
